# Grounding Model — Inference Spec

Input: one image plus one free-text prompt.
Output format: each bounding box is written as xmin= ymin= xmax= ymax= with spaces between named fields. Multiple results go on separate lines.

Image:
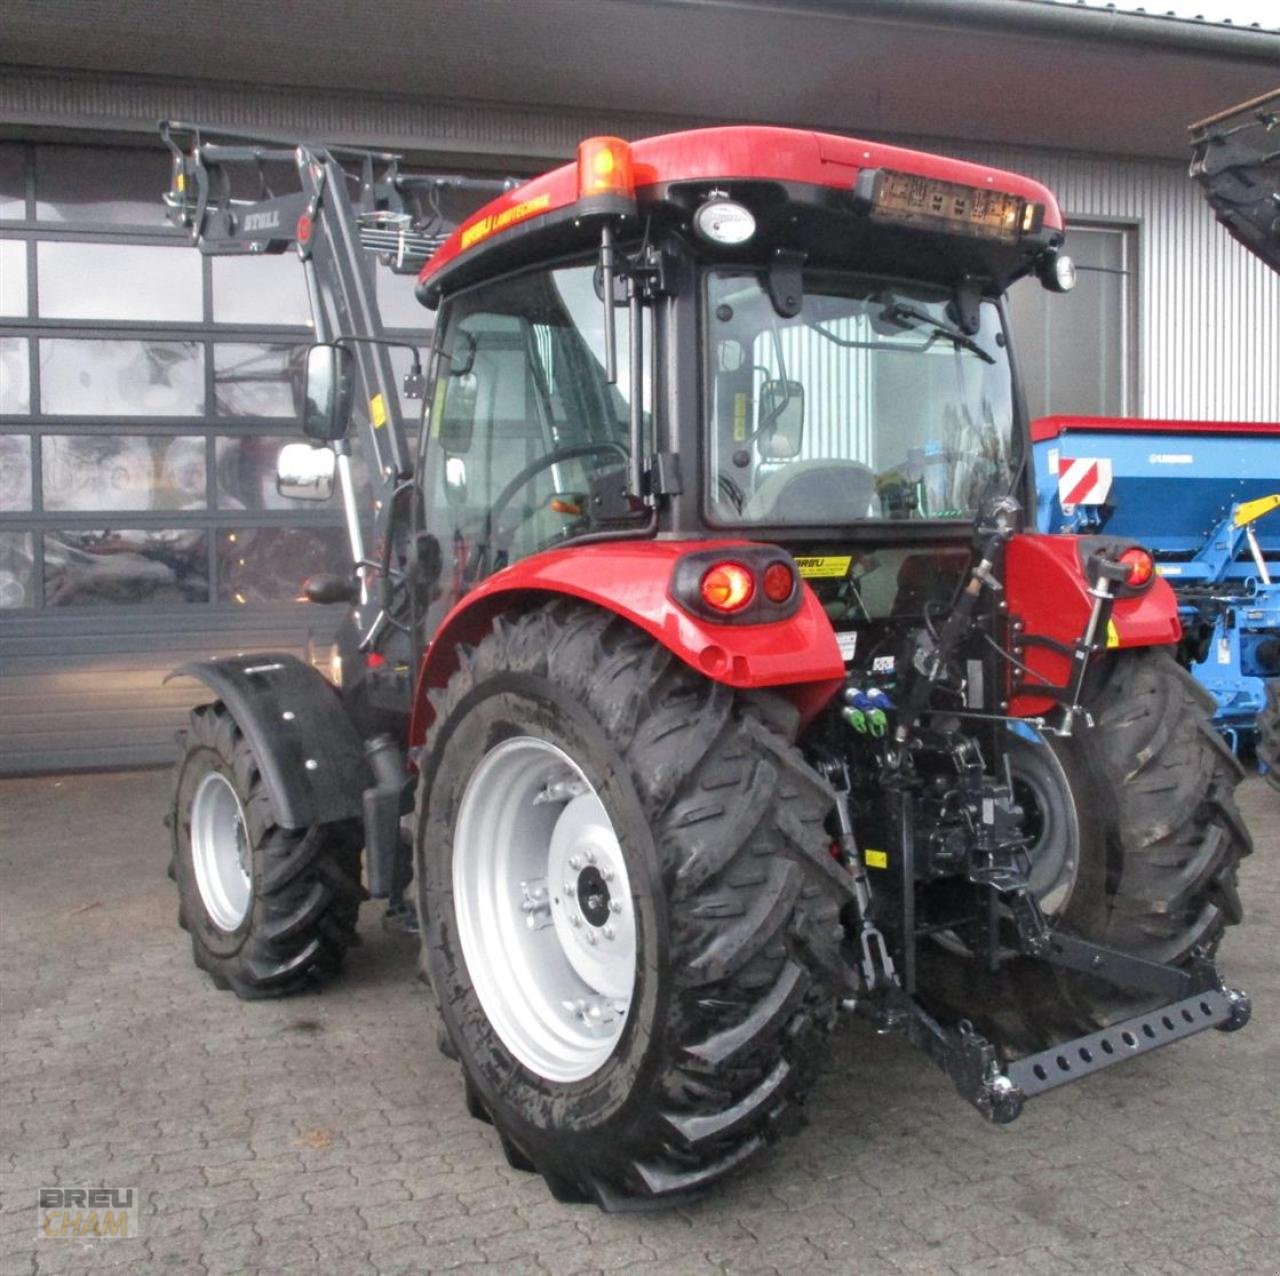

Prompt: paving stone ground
xmin=0 ymin=767 xmax=1276 ymax=1276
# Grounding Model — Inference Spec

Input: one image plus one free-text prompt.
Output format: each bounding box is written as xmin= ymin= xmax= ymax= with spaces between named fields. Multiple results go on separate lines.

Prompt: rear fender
xmin=409 ymin=541 xmax=845 ymax=745
xmin=1005 ymin=533 xmax=1181 ymax=716
xmin=167 ymin=653 xmax=369 ymax=829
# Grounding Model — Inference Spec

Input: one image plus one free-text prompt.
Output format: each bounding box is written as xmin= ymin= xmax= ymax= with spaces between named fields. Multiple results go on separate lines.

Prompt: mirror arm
xmin=333 ymin=335 xmax=425 ymax=397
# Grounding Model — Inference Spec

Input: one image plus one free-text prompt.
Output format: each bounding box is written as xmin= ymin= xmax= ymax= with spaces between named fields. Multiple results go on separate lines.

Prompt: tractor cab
xmin=408 ymin=127 xmax=1075 ymax=640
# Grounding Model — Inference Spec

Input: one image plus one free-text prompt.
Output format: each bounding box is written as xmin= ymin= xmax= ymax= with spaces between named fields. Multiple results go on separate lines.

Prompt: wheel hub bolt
xmin=603 ymin=925 xmax=615 ymax=941
xmin=586 ymin=932 xmax=598 ymax=945
xmin=568 ymin=855 xmax=583 ymax=871
xmin=609 ymin=900 xmax=623 ymax=914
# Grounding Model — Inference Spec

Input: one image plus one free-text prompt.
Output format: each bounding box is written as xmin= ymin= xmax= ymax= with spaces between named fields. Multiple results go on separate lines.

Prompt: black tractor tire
xmin=1258 ymin=680 xmax=1280 ymax=794
xmin=170 ymin=701 xmax=365 ymax=999
xmin=416 ymin=600 xmax=849 ymax=1209
xmin=993 ymin=647 xmax=1252 ymax=1044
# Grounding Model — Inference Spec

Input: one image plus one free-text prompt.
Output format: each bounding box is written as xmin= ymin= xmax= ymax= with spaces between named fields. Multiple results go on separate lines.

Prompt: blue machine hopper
xmin=1032 ymin=415 xmax=1280 ymax=763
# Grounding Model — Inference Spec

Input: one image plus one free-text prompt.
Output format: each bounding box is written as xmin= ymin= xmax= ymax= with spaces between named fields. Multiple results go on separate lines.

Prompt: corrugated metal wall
xmin=0 ymin=609 xmax=341 ymax=773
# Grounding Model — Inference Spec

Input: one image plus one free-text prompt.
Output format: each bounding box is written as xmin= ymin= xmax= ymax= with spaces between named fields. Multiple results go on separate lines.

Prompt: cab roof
xmin=416 ymin=124 xmax=1065 ymax=306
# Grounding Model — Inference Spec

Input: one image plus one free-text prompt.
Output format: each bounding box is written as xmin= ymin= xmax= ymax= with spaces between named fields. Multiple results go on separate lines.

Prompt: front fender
xmin=167 ymin=653 xmax=369 ymax=829
xmin=409 ymin=540 xmax=845 ymax=744
xmin=1006 ymin=533 xmax=1182 ymax=716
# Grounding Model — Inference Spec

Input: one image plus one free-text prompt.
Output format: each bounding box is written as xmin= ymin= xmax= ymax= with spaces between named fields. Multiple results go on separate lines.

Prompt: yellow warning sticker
xmin=864 ymin=849 xmax=889 ymax=870
xmin=370 ymin=393 xmax=388 ymax=429
xmin=732 ymin=393 xmax=748 ymax=442
xmin=430 ymin=377 xmax=447 ymax=437
xmin=1105 ymin=618 xmax=1120 ymax=649
xmin=794 ymin=555 xmax=853 ymax=579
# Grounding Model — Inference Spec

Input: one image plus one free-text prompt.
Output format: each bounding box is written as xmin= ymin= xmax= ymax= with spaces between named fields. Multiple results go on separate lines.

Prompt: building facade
xmin=1 ymin=1 xmax=1277 ymax=772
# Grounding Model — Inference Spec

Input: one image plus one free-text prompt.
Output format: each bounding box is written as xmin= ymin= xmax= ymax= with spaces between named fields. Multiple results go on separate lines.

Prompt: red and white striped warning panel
xmin=1056 ymin=456 xmax=1114 ymax=508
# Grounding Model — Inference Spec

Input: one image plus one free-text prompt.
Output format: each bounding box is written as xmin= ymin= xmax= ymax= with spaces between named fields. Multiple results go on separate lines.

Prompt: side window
xmin=1006 ymin=223 xmax=1137 ymax=418
xmin=420 ymin=262 xmax=641 ymax=627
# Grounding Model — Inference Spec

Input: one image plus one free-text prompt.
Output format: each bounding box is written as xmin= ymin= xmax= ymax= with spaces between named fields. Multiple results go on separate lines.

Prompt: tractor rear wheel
xmin=1258 ymin=679 xmax=1280 ymax=793
xmin=1003 ymin=647 xmax=1251 ymax=1039
xmin=416 ymin=601 xmax=848 ymax=1208
xmin=170 ymin=702 xmax=365 ymax=998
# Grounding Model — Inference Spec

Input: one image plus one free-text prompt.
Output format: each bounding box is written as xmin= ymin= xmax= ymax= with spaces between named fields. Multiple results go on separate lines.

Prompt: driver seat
xmin=740 ymin=459 xmax=881 ymax=523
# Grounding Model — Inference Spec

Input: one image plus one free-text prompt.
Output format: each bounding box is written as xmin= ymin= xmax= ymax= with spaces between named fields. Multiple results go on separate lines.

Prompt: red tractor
xmin=162 ymin=122 xmax=1252 ymax=1208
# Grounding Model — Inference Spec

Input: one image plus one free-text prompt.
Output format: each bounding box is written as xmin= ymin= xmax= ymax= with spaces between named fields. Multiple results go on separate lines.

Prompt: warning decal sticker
xmin=794 ymin=555 xmax=852 ymax=579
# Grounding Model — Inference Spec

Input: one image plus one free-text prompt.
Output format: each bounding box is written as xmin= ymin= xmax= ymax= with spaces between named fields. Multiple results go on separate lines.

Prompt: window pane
xmin=213 ymin=343 xmax=304 ymax=417
xmin=0 ymin=338 xmax=30 ymax=414
xmin=40 ymin=339 xmax=204 ymax=416
xmin=44 ymin=528 xmax=209 ymax=606
xmin=212 ymin=254 xmax=311 ymax=327
xmin=0 ymin=435 xmax=32 ymax=511
xmin=377 ymin=267 xmax=432 ymax=332
xmin=1006 ymin=224 xmax=1134 ymax=419
xmin=0 ymin=531 xmax=34 ymax=609
xmin=0 ymin=145 xmax=25 ymax=220
xmin=35 ymin=145 xmax=171 ymax=228
xmin=215 ymin=436 xmax=340 ymax=510
xmin=37 ymin=241 xmax=203 ymax=322
xmin=217 ymin=526 xmax=348 ymax=604
xmin=42 ymin=434 xmax=206 ymax=512
xmin=0 ymin=240 xmax=28 ymax=316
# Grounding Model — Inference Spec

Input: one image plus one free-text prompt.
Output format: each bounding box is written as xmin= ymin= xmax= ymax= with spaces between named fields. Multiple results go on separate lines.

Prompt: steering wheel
xmin=484 ymin=441 xmax=631 ymax=550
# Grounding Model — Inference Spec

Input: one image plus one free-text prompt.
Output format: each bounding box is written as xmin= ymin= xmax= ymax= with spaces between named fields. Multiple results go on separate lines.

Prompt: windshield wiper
xmin=878 ymin=303 xmax=995 ymax=365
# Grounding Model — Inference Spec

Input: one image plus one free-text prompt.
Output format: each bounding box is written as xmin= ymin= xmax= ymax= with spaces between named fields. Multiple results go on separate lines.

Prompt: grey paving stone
xmin=1 ymin=769 xmax=1276 ymax=1276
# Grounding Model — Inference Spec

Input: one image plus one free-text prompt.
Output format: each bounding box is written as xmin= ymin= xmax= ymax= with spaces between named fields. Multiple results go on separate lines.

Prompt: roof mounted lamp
xmin=694 ymin=197 xmax=757 ymax=246
xmin=1039 ymin=249 xmax=1077 ymax=293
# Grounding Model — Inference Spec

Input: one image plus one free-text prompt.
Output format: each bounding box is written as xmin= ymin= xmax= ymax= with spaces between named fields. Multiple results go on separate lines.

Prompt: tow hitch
xmin=827 ymin=703 xmax=1251 ymax=1123
xmin=855 ymin=946 xmax=1250 ymax=1125
xmin=839 ymin=802 xmax=1252 ymax=1124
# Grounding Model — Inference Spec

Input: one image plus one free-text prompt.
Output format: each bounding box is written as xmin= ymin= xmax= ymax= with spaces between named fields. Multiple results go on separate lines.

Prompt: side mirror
xmin=758 ymin=379 xmax=805 ymax=460
xmin=303 ymin=343 xmax=355 ymax=442
xmin=276 ymin=442 xmax=336 ymax=501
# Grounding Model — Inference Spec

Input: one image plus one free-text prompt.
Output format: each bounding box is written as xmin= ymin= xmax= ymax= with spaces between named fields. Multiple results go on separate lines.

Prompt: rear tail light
xmin=671 ymin=548 xmax=804 ymax=624
xmin=762 ymin=561 xmax=797 ymax=604
xmin=700 ymin=562 xmax=755 ymax=613
xmin=1118 ymin=546 xmax=1155 ymax=587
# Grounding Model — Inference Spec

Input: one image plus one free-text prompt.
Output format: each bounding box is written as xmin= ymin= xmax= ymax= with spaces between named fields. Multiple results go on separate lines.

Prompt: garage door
xmin=0 ymin=139 xmax=439 ymax=773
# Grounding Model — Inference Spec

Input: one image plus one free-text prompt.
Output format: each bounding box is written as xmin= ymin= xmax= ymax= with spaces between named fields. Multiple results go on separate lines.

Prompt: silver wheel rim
xmin=190 ymin=771 xmax=253 ymax=931
xmin=453 ymin=736 xmax=636 ymax=1083
xmin=1009 ymin=732 xmax=1080 ymax=917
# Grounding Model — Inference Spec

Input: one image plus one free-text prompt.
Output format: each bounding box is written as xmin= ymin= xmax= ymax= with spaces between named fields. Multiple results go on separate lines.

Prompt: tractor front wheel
xmin=417 ymin=601 xmax=849 ymax=1208
xmin=170 ymin=702 xmax=365 ymax=998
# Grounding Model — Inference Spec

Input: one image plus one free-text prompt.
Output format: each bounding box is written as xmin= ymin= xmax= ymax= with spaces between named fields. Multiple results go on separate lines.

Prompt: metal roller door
xmin=0 ymin=139 xmax=441 ymax=773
